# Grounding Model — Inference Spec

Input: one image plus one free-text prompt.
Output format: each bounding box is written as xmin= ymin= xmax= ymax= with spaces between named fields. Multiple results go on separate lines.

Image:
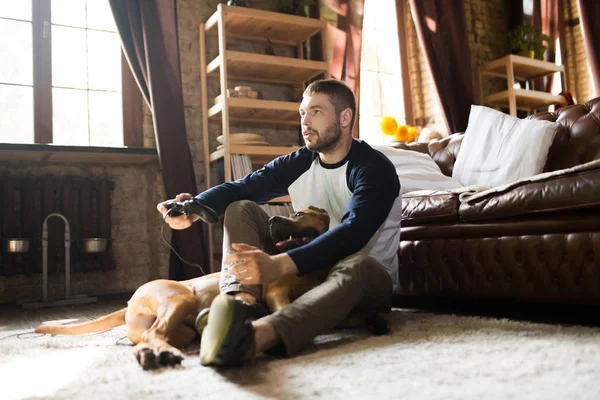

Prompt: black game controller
xmin=165 ymin=199 xmax=219 ymax=224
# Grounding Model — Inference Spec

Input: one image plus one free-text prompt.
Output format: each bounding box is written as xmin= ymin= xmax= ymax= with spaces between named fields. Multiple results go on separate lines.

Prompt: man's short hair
xmin=304 ymin=79 xmax=356 ymax=131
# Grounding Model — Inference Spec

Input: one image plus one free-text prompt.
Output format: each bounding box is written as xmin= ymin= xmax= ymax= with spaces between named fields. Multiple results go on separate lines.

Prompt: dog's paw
xmin=135 ymin=346 xmax=160 ymax=370
xmin=133 ymin=344 xmax=184 ymax=370
xmin=158 ymin=348 xmax=184 ymax=367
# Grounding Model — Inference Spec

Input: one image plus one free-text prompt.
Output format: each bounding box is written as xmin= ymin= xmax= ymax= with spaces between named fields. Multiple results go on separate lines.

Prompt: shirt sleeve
xmin=194 ymin=149 xmax=312 ymax=216
xmin=286 ymin=159 xmax=400 ymax=275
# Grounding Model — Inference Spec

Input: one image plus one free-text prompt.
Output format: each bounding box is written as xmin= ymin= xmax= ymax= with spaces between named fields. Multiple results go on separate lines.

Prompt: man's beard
xmin=304 ymin=120 xmax=342 ymax=152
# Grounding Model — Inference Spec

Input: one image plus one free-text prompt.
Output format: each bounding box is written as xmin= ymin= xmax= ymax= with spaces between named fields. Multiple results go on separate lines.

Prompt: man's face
xmin=299 ymin=93 xmax=343 ymax=152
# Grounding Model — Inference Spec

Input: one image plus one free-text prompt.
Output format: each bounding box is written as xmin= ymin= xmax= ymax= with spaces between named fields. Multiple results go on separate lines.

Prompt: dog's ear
xmin=308 ymin=206 xmax=328 ymax=215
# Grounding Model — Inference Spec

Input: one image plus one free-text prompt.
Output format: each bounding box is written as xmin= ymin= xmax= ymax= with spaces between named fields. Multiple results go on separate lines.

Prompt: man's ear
xmin=339 ymin=108 xmax=353 ymax=129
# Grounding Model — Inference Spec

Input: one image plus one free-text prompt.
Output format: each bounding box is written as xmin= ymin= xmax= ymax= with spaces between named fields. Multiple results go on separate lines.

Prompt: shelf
xmin=480 ymin=54 xmax=564 ymax=81
xmin=207 ymin=51 xmax=328 ymax=84
xmin=209 ymin=97 xmax=300 ymax=125
xmin=484 ymin=89 xmax=566 ymax=110
xmin=210 ymin=144 xmax=300 ymax=163
xmin=205 ymin=4 xmax=326 ymax=46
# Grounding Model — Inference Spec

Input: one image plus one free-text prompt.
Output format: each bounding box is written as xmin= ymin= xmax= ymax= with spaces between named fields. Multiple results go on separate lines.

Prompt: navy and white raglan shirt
xmin=195 ymin=139 xmax=402 ymax=291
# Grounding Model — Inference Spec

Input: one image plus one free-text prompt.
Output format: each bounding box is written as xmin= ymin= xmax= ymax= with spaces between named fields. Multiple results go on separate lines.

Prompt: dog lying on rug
xmin=35 ymin=206 xmax=389 ymax=370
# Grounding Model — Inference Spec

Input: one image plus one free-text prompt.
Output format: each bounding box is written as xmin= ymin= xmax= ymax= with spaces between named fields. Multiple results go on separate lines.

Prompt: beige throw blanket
xmin=449 ymin=158 xmax=600 ymax=204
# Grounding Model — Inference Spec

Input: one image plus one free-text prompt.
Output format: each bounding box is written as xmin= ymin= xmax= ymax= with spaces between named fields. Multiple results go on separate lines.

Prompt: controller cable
xmin=161 ymin=211 xmax=207 ymax=276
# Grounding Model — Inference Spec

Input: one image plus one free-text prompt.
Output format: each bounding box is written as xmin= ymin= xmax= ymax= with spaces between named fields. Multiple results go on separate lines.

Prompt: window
xmin=358 ymin=0 xmax=406 ymax=145
xmin=0 ymin=0 xmax=142 ymax=147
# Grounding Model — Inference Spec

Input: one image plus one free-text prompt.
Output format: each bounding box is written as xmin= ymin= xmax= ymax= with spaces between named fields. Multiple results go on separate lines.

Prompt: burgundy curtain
xmin=578 ymin=0 xmax=600 ymax=97
xmin=409 ymin=0 xmax=474 ymax=134
xmin=322 ymin=0 xmax=364 ymax=138
xmin=109 ymin=0 xmax=207 ymax=280
xmin=532 ymin=0 xmax=560 ymax=92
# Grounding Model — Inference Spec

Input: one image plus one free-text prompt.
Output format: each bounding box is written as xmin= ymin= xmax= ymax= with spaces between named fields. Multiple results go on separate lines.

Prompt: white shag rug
xmin=2 ymin=309 xmax=600 ymax=400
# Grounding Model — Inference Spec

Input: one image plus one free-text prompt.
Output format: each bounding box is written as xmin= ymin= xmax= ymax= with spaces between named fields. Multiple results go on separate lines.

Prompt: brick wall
xmin=464 ymin=0 xmax=513 ymax=104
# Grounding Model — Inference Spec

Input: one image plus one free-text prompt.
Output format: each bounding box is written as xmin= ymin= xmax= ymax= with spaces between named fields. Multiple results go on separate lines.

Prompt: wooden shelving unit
xmin=209 ymin=97 xmax=301 ymax=124
xmin=479 ymin=54 xmax=567 ymax=116
xmin=206 ymin=51 xmax=328 ymax=84
xmin=199 ymin=4 xmax=329 ymax=269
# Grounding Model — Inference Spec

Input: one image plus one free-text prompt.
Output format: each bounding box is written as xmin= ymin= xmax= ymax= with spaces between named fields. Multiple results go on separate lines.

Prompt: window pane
xmin=53 ymin=88 xmax=89 ymax=145
xmin=86 ymin=0 xmax=117 ymax=31
xmin=51 ymin=0 xmax=86 ymax=28
xmin=88 ymin=30 xmax=121 ymax=91
xmin=52 ymin=25 xmax=87 ymax=89
xmin=0 ymin=84 xmax=33 ymax=143
xmin=89 ymin=90 xmax=122 ymax=147
xmin=0 ymin=19 xmax=33 ymax=85
xmin=0 ymin=0 xmax=32 ymax=20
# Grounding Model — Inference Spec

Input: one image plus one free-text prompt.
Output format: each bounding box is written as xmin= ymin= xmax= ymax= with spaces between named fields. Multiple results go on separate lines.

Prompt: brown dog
xmin=35 ymin=207 xmax=335 ymax=369
xmin=35 ymin=206 xmax=390 ymax=369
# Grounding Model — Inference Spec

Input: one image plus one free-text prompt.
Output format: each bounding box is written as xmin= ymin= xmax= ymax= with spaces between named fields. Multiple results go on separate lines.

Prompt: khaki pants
xmin=220 ymin=200 xmax=393 ymax=356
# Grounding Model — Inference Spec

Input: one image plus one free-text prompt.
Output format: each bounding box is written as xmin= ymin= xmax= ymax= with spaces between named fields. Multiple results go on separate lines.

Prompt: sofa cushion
xmin=402 ymin=190 xmax=460 ymax=226
xmin=452 ymin=105 xmax=559 ymax=188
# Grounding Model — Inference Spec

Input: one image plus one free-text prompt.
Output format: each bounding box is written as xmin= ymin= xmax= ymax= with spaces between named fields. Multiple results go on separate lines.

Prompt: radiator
xmin=0 ymin=175 xmax=115 ymax=277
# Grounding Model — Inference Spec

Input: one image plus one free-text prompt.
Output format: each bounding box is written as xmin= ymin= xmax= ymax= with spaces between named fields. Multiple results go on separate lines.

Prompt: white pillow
xmin=452 ymin=105 xmax=559 ymax=188
xmin=372 ymin=145 xmax=463 ymax=194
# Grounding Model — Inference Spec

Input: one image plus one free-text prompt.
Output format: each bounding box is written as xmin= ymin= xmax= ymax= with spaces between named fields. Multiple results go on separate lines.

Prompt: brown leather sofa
xmin=394 ymin=97 xmax=600 ymax=305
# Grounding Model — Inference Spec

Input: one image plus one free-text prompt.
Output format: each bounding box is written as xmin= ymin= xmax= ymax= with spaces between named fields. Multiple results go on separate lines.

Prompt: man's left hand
xmin=225 ymin=243 xmax=298 ymax=285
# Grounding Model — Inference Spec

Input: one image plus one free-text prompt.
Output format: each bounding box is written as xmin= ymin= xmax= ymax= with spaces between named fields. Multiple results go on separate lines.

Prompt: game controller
xmin=165 ymin=199 xmax=219 ymax=224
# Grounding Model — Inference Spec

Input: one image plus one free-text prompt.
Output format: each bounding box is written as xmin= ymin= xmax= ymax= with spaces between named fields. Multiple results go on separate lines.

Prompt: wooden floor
xmin=0 ymin=295 xmax=130 ymax=333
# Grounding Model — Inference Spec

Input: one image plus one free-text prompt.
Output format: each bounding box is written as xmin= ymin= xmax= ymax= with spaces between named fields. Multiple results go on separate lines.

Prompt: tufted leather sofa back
xmin=534 ymin=97 xmax=600 ymax=172
xmin=395 ymin=97 xmax=600 ymax=177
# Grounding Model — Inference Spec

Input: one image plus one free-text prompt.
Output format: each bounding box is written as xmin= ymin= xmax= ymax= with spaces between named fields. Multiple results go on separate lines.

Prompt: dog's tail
xmin=35 ymin=307 xmax=127 ymax=335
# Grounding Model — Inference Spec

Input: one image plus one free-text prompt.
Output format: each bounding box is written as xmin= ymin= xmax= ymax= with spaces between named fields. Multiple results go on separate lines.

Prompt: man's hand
xmin=225 ymin=243 xmax=298 ymax=285
xmin=156 ymin=193 xmax=199 ymax=230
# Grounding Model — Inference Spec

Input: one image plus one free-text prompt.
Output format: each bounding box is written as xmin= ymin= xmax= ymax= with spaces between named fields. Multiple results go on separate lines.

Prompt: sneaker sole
xmin=199 ymin=295 xmax=233 ymax=366
xmin=195 ymin=309 xmax=210 ymax=337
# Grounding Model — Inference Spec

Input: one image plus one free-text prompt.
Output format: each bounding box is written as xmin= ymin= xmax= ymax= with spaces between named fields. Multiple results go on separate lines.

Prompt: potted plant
xmin=508 ymin=24 xmax=552 ymax=60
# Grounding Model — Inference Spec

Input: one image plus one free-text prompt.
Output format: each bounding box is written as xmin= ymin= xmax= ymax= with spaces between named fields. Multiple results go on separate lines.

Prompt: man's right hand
xmin=157 ymin=193 xmax=199 ymax=230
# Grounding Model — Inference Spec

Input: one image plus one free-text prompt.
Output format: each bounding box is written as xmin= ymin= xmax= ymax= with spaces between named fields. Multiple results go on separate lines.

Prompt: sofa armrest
xmin=391 ymin=141 xmax=429 ymax=154
xmin=392 ymin=133 xmax=465 ymax=177
xmin=458 ymin=166 xmax=600 ymax=222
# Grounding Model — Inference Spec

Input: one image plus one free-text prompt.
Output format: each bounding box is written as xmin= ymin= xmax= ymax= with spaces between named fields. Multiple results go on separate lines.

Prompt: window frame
xmin=21 ymin=0 xmax=143 ymax=147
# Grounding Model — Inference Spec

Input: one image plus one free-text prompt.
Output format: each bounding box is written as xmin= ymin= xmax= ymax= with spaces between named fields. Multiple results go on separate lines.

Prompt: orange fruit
xmin=380 ymin=116 xmax=398 ymax=136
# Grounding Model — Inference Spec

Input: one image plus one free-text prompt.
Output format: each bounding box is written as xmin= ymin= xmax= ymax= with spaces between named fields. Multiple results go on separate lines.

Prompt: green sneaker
xmin=199 ymin=294 xmax=265 ymax=367
xmin=194 ymin=308 xmax=210 ymax=336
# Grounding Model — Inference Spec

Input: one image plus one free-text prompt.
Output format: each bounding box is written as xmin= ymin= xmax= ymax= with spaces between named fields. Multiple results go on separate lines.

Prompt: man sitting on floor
xmin=159 ymin=79 xmax=402 ymax=367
